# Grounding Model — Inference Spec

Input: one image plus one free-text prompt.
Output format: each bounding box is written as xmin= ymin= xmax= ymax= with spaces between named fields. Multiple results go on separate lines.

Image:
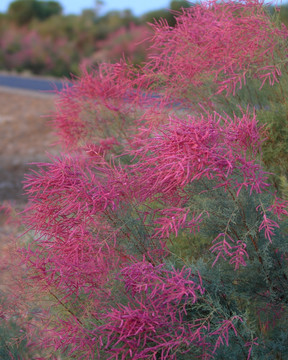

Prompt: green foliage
xmin=8 ymin=0 xmax=62 ymax=25
xmin=142 ymin=1 xmax=194 ymax=27
xmin=141 ymin=9 xmax=171 ymax=24
xmin=8 ymin=0 xmax=36 ymax=25
xmin=170 ymin=0 xmax=194 ymax=11
xmin=35 ymin=1 xmax=62 ymax=20
xmin=258 ymin=101 xmax=288 ymax=195
xmin=279 ymin=4 xmax=288 ymax=27
xmin=0 ymin=298 xmax=32 ymax=359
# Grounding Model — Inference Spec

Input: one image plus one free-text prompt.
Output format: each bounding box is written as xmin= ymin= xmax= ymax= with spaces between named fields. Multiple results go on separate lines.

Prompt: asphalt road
xmin=0 ymin=74 xmax=71 ymax=93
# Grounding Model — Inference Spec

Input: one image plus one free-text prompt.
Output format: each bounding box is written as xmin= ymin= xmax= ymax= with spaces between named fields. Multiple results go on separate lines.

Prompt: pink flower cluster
xmin=17 ymin=0 xmax=288 ymax=358
xmin=147 ymin=0 xmax=288 ymax=96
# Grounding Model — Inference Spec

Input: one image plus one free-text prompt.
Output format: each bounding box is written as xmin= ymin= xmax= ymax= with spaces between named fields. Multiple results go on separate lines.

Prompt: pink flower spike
xmin=211 ymin=316 xmax=242 ymax=353
xmin=259 ymin=214 xmax=279 ymax=243
xmin=245 ymin=337 xmax=259 ymax=360
xmin=267 ymin=196 xmax=288 ymax=220
xmin=210 ymin=233 xmax=234 ymax=266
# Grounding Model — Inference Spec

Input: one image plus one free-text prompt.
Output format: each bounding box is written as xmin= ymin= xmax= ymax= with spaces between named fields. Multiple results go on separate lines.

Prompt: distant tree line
xmin=4 ymin=0 xmax=193 ymax=26
xmin=7 ymin=0 xmax=62 ymax=25
xmin=3 ymin=0 xmax=288 ymax=27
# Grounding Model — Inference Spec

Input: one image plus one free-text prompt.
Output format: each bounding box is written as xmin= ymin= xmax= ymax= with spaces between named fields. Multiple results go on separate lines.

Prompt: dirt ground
xmin=0 ymin=88 xmax=61 ymax=251
xmin=0 ymin=88 xmax=59 ymax=205
xmin=0 ymin=87 xmax=64 ymax=347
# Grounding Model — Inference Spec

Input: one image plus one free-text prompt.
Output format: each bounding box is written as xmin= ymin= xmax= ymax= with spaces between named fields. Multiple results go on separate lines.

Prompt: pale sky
xmin=0 ymin=0 xmax=172 ymax=16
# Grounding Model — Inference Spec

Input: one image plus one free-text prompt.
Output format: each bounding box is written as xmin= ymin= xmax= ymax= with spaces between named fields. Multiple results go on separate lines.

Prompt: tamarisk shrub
xmin=19 ymin=0 xmax=288 ymax=359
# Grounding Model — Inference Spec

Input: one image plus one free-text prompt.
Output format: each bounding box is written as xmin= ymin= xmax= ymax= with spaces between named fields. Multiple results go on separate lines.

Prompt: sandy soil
xmin=0 ymin=88 xmax=62 ymax=253
xmin=0 ymin=89 xmax=59 ymax=204
xmin=0 ymin=89 xmax=64 ymax=352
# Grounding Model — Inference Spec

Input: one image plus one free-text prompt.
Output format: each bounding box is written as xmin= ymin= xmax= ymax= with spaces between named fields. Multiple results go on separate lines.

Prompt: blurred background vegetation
xmin=1 ymin=0 xmax=287 ymax=78
xmin=0 ymin=0 xmax=194 ymax=77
